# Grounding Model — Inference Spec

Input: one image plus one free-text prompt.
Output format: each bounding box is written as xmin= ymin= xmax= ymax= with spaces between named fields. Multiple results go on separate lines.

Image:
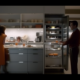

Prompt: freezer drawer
xmin=28 ymin=53 xmax=43 ymax=61
xmin=28 ymin=49 xmax=43 ymax=54
xmin=28 ymin=61 xmax=43 ymax=74
xmin=6 ymin=62 xmax=28 ymax=73
xmin=8 ymin=54 xmax=27 ymax=61
xmin=8 ymin=48 xmax=27 ymax=53
xmin=45 ymin=57 xmax=62 ymax=66
xmin=45 ymin=50 xmax=62 ymax=56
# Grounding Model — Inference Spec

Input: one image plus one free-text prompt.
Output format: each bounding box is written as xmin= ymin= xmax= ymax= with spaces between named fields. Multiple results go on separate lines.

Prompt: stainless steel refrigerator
xmin=43 ymin=14 xmax=69 ymax=72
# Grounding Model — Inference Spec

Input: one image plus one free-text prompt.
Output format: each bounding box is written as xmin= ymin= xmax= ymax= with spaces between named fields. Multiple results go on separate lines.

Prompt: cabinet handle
xmin=19 ymin=61 xmax=23 ymax=63
xmin=33 ymin=61 xmax=38 ymax=63
xmin=19 ymin=53 xmax=23 ymax=55
xmin=33 ymin=53 xmax=38 ymax=55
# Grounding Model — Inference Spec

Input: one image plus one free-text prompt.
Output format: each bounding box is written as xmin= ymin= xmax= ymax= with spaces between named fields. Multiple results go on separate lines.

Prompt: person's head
xmin=69 ymin=21 xmax=78 ymax=30
xmin=0 ymin=25 xmax=6 ymax=35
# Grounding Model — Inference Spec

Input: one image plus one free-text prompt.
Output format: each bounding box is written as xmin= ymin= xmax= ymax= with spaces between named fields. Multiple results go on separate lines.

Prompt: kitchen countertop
xmin=4 ymin=45 xmax=43 ymax=48
xmin=5 ymin=42 xmax=43 ymax=43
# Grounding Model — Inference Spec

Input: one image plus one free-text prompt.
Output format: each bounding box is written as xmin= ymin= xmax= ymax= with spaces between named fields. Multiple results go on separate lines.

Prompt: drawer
xmin=28 ymin=53 xmax=43 ymax=61
xmin=45 ymin=50 xmax=62 ymax=55
xmin=28 ymin=49 xmax=43 ymax=54
xmin=6 ymin=62 xmax=28 ymax=73
xmin=28 ymin=61 xmax=43 ymax=74
xmin=8 ymin=48 xmax=27 ymax=53
xmin=8 ymin=54 xmax=27 ymax=61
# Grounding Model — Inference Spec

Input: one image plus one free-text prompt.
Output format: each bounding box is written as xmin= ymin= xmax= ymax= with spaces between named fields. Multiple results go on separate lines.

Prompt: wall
xmin=5 ymin=28 xmax=43 ymax=41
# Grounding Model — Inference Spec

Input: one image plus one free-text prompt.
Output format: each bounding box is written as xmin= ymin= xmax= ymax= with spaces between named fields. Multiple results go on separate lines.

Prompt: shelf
xmin=46 ymin=55 xmax=62 ymax=58
xmin=22 ymin=22 xmax=43 ymax=24
xmin=45 ymin=23 xmax=64 ymax=25
xmin=45 ymin=39 xmax=62 ymax=42
xmin=45 ymin=67 xmax=63 ymax=69
xmin=44 ymin=42 xmax=62 ymax=45
xmin=46 ymin=28 xmax=61 ymax=31
xmin=46 ymin=33 xmax=61 ymax=36
xmin=0 ymin=22 xmax=20 ymax=23
xmin=46 ymin=48 xmax=61 ymax=51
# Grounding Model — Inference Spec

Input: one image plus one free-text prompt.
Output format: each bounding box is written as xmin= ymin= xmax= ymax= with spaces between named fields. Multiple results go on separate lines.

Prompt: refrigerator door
xmin=62 ymin=15 xmax=69 ymax=70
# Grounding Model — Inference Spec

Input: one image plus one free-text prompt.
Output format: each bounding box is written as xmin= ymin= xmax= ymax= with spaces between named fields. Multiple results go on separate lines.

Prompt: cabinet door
xmin=28 ymin=53 xmax=43 ymax=61
xmin=9 ymin=48 xmax=27 ymax=53
xmin=6 ymin=62 xmax=28 ymax=73
xmin=62 ymin=15 xmax=69 ymax=70
xmin=28 ymin=49 xmax=43 ymax=53
xmin=28 ymin=49 xmax=43 ymax=62
xmin=28 ymin=61 xmax=43 ymax=74
xmin=44 ymin=6 xmax=65 ymax=14
xmin=8 ymin=53 xmax=27 ymax=61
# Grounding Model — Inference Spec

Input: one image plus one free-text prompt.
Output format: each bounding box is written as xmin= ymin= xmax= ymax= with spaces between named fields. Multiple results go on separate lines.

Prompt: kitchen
xmin=0 ymin=6 xmax=69 ymax=74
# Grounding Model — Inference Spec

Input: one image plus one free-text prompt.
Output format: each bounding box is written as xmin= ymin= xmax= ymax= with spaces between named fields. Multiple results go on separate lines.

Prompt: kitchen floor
xmin=64 ymin=54 xmax=80 ymax=74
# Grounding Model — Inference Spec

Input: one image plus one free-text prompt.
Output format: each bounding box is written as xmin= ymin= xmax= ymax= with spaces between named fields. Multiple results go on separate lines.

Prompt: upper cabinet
xmin=0 ymin=13 xmax=44 ymax=28
xmin=0 ymin=6 xmax=65 ymax=14
xmin=0 ymin=6 xmax=44 ymax=13
xmin=44 ymin=6 xmax=65 ymax=14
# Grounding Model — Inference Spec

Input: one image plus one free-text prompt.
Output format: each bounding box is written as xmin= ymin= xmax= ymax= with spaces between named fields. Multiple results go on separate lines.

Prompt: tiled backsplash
xmin=5 ymin=28 xmax=43 ymax=41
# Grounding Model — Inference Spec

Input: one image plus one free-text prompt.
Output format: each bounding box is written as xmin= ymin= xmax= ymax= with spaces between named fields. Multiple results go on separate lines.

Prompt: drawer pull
xmin=19 ymin=53 xmax=23 ymax=55
xmin=33 ymin=61 xmax=38 ymax=63
xmin=33 ymin=53 xmax=38 ymax=55
xmin=19 ymin=61 xmax=23 ymax=63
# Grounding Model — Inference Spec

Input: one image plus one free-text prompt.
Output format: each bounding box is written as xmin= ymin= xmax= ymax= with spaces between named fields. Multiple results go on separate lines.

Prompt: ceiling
xmin=65 ymin=6 xmax=80 ymax=9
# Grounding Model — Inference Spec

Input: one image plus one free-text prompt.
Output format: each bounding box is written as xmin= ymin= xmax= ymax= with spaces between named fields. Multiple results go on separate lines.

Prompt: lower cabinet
xmin=6 ymin=62 xmax=28 ymax=73
xmin=2 ymin=48 xmax=44 ymax=74
xmin=28 ymin=61 xmax=43 ymax=74
xmin=27 ymin=49 xmax=43 ymax=74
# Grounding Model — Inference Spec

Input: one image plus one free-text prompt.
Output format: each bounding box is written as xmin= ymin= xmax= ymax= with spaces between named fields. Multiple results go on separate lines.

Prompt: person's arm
xmin=60 ymin=33 xmax=74 ymax=45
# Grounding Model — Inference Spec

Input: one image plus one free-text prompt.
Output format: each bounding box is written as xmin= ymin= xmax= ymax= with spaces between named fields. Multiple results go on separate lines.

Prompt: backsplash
xmin=5 ymin=28 xmax=43 ymax=41
xmin=5 ymin=27 xmax=79 ymax=41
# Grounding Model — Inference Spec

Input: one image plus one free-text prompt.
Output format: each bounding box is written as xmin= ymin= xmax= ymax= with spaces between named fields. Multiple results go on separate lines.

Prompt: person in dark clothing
xmin=60 ymin=21 xmax=80 ymax=74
